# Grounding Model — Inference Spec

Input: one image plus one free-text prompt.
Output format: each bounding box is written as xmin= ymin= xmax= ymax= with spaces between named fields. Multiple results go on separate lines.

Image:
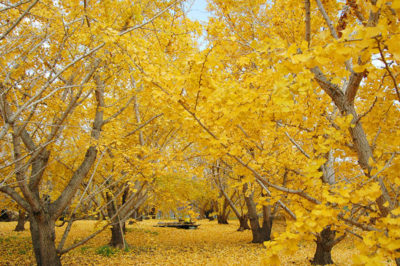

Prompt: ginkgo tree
xmin=192 ymin=0 xmax=400 ymax=265
xmin=2 ymin=0 xmax=400 ymax=265
xmin=0 ymin=0 xmax=192 ymax=265
xmin=138 ymin=0 xmax=400 ymax=264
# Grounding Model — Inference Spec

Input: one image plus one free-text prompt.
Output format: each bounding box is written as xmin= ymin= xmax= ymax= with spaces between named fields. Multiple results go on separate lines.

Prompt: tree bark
xmin=244 ymin=184 xmax=273 ymax=243
xmin=311 ymin=227 xmax=336 ymax=265
xmin=14 ymin=210 xmax=26 ymax=231
xmin=109 ymin=222 xmax=126 ymax=249
xmin=237 ymin=215 xmax=250 ymax=231
xmin=29 ymin=213 xmax=61 ymax=266
xmin=217 ymin=214 xmax=229 ymax=224
xmin=217 ymin=198 xmax=229 ymax=224
xmin=106 ymin=192 xmax=126 ymax=249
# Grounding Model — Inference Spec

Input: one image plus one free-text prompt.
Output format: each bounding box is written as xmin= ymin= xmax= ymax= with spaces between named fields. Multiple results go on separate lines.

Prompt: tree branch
xmin=304 ymin=0 xmax=311 ymax=46
xmin=0 ymin=0 xmax=39 ymax=41
xmin=0 ymin=185 xmax=30 ymax=211
xmin=119 ymin=0 xmax=181 ymax=36
xmin=315 ymin=0 xmax=339 ymax=39
xmin=284 ymin=131 xmax=310 ymax=159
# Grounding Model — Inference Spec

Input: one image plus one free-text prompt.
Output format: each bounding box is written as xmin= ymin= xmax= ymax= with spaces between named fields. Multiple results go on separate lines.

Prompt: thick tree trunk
xmin=14 ymin=210 xmax=26 ymax=231
xmin=251 ymin=224 xmax=272 ymax=243
xmin=29 ymin=214 xmax=61 ymax=266
xmin=217 ymin=214 xmax=229 ymax=224
xmin=109 ymin=222 xmax=126 ymax=249
xmin=217 ymin=198 xmax=230 ymax=224
xmin=261 ymin=206 xmax=273 ymax=241
xmin=244 ymin=184 xmax=273 ymax=243
xmin=237 ymin=215 xmax=250 ymax=231
xmin=106 ymin=192 xmax=126 ymax=249
xmin=311 ymin=227 xmax=336 ymax=265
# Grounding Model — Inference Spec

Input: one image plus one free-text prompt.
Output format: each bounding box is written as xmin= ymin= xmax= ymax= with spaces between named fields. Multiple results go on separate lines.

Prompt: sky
xmin=185 ymin=0 xmax=209 ymax=22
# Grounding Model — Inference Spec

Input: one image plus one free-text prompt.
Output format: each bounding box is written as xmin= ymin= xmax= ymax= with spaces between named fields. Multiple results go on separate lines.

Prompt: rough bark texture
xmin=29 ymin=213 xmax=61 ymax=266
xmin=106 ymin=193 xmax=126 ymax=249
xmin=237 ymin=215 xmax=250 ymax=231
xmin=244 ymin=184 xmax=273 ymax=243
xmin=217 ymin=215 xmax=228 ymax=224
xmin=14 ymin=210 xmax=26 ymax=231
xmin=109 ymin=222 xmax=126 ymax=249
xmin=311 ymin=227 xmax=336 ymax=265
xmin=217 ymin=198 xmax=230 ymax=224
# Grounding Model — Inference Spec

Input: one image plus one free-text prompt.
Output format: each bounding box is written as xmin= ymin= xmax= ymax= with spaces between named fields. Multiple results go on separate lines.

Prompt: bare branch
xmin=133 ymin=95 xmax=145 ymax=146
xmin=376 ymin=38 xmax=400 ymax=102
xmin=0 ymin=185 xmax=30 ymax=211
xmin=304 ymin=0 xmax=311 ymax=46
xmin=315 ymin=0 xmax=339 ymax=39
xmin=125 ymin=113 xmax=164 ymax=137
xmin=338 ymin=213 xmax=379 ymax=231
xmin=119 ymin=0 xmax=181 ymax=36
xmin=228 ymin=153 xmax=321 ymax=205
xmin=0 ymin=0 xmax=39 ymax=41
xmin=344 ymin=71 xmax=364 ymax=105
xmin=178 ymin=99 xmax=220 ymax=141
xmin=9 ymin=43 xmax=105 ymax=123
xmin=355 ymin=97 xmax=377 ymax=124
xmin=284 ymin=131 xmax=310 ymax=159
xmin=310 ymin=67 xmax=345 ymax=109
xmin=103 ymin=95 xmax=135 ymax=125
xmin=0 ymin=0 xmax=31 ymax=12
xmin=255 ymin=179 xmax=297 ymax=220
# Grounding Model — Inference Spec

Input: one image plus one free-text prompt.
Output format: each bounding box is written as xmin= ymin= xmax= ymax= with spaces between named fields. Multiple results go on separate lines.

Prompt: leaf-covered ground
xmin=0 ymin=219 xmax=376 ymax=265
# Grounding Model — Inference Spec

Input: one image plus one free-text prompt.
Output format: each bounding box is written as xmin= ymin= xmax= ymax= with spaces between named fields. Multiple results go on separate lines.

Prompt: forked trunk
xmin=29 ymin=214 xmax=61 ymax=266
xmin=237 ymin=215 xmax=250 ymax=231
xmin=250 ymin=223 xmax=272 ymax=243
xmin=244 ymin=184 xmax=273 ymax=243
xmin=311 ymin=227 xmax=336 ymax=265
xmin=217 ymin=197 xmax=230 ymax=224
xmin=14 ymin=210 xmax=26 ymax=231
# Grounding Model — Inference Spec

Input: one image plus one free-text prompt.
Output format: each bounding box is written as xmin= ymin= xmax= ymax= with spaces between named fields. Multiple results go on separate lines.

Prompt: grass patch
xmin=95 ymin=245 xmax=118 ymax=257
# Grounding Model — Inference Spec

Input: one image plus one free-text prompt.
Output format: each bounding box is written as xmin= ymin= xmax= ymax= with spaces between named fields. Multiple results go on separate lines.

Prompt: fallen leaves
xmin=0 ymin=219 xmax=373 ymax=265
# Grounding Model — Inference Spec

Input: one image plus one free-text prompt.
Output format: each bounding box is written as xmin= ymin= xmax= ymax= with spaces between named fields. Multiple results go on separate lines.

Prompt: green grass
xmin=95 ymin=245 xmax=118 ymax=257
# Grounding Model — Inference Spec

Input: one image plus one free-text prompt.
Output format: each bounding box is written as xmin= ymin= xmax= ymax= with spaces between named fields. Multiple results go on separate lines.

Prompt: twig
xmin=304 ymin=0 xmax=311 ymax=46
xmin=119 ymin=0 xmax=181 ymax=36
xmin=355 ymin=97 xmax=377 ymax=124
xmin=0 ymin=0 xmax=39 ymax=41
xmin=125 ymin=113 xmax=163 ymax=137
xmin=376 ymin=38 xmax=400 ymax=102
xmin=315 ymin=0 xmax=339 ymax=39
xmin=284 ymin=131 xmax=310 ymax=159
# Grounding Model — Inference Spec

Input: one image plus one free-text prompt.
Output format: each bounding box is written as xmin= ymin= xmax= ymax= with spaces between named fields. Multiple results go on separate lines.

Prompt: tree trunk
xmin=106 ymin=192 xmax=126 ymax=249
xmin=109 ymin=222 xmax=126 ymax=249
xmin=29 ymin=213 xmax=61 ymax=266
xmin=14 ymin=210 xmax=26 ymax=231
xmin=217 ymin=214 xmax=229 ymax=224
xmin=217 ymin=198 xmax=230 ymax=224
xmin=237 ymin=215 xmax=250 ymax=231
xmin=251 ymin=224 xmax=272 ymax=243
xmin=244 ymin=184 xmax=273 ymax=243
xmin=395 ymin=257 xmax=400 ymax=266
xmin=311 ymin=227 xmax=336 ymax=265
